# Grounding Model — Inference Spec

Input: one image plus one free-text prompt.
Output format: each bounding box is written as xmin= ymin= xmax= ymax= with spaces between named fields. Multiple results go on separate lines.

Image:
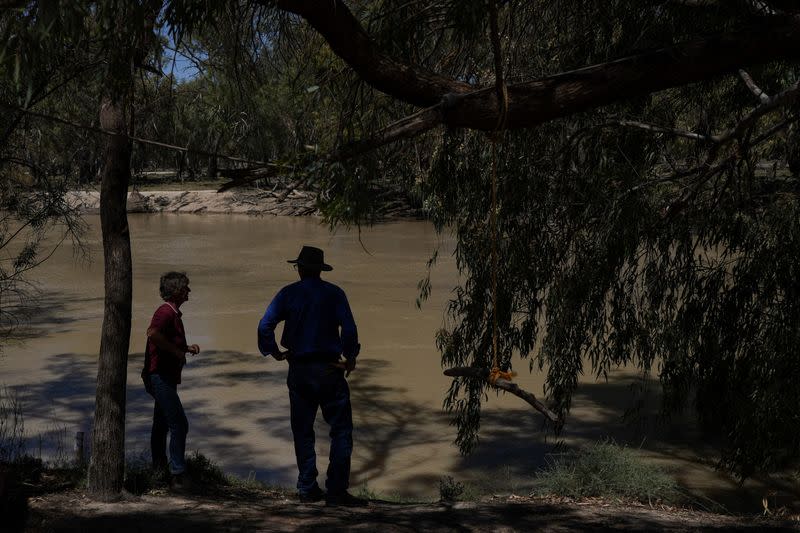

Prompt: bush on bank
xmin=534 ymin=441 xmax=680 ymax=504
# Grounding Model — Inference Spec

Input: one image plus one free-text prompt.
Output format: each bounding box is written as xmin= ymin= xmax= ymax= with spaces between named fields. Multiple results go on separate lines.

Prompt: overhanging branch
xmin=329 ymin=105 xmax=443 ymax=162
xmin=275 ymin=1 xmax=800 ymax=131
xmin=226 ymin=2 xmax=800 ymax=196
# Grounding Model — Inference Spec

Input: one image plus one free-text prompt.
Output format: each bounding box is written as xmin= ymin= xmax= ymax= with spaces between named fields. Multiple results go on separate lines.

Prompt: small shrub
xmin=125 ymin=452 xmax=230 ymax=494
xmin=438 ymin=475 xmax=465 ymax=502
xmin=124 ymin=454 xmax=164 ymax=495
xmin=534 ymin=440 xmax=680 ymax=503
xmin=355 ymin=484 xmax=381 ymax=501
xmin=186 ymin=451 xmax=228 ymax=488
xmin=228 ymin=470 xmax=265 ymax=490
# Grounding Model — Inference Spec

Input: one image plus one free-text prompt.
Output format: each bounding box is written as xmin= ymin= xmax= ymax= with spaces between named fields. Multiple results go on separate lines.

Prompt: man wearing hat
xmin=257 ymin=245 xmax=365 ymax=506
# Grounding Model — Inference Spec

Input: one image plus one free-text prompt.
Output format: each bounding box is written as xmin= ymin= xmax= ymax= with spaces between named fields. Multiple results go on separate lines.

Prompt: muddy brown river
xmin=0 ymin=213 xmax=783 ymax=505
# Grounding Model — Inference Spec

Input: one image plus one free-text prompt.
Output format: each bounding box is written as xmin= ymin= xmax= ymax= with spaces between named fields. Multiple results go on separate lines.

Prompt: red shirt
xmin=145 ymin=303 xmax=188 ymax=384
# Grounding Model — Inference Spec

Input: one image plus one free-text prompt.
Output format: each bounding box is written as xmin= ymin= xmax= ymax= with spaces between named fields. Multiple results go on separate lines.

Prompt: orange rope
xmin=490 ymin=140 xmax=499 ymax=373
xmin=487 ymin=0 xmax=514 ymax=385
xmin=488 ymin=142 xmax=516 ymax=386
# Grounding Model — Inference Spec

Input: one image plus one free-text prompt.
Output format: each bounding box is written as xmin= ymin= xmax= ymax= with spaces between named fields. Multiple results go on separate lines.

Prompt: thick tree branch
xmin=447 ymin=21 xmax=800 ymax=131
xmin=225 ymin=2 xmax=800 ymax=195
xmin=273 ymin=0 xmax=473 ymax=107
xmin=289 ymin=74 xmax=797 ymax=194
xmin=275 ymin=1 xmax=800 ymax=132
xmin=328 ymin=105 xmax=442 ymax=161
xmin=216 ymin=166 xmax=285 ymax=192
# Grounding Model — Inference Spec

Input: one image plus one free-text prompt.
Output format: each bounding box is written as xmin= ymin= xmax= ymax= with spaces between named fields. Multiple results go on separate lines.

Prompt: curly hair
xmin=159 ymin=271 xmax=189 ymax=301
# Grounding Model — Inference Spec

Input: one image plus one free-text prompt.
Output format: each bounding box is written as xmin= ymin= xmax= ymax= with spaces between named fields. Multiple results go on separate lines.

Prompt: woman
xmin=142 ymin=271 xmax=200 ymax=488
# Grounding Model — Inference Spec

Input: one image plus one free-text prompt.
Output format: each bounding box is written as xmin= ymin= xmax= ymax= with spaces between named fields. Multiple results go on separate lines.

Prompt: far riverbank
xmin=66 ymin=188 xmax=423 ymax=219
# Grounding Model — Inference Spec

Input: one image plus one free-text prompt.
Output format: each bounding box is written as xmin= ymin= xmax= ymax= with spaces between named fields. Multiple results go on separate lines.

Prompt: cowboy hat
xmin=287 ymin=245 xmax=333 ymax=271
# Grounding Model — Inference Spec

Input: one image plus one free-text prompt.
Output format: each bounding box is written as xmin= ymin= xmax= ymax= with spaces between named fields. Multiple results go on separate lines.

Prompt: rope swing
xmin=443 ymin=1 xmax=560 ymax=424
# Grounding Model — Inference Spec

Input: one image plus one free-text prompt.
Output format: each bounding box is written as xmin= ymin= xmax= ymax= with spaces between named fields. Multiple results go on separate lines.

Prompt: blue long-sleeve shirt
xmin=258 ymin=277 xmax=360 ymax=360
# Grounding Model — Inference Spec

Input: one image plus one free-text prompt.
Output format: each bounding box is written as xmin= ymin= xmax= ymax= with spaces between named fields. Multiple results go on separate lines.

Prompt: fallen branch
xmin=443 ymin=366 xmax=561 ymax=423
xmin=217 ymin=166 xmax=286 ymax=192
xmin=275 ymin=177 xmax=308 ymax=202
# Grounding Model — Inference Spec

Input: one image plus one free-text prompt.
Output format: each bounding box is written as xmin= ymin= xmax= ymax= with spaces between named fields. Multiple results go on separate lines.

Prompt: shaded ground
xmin=21 ymin=487 xmax=800 ymax=532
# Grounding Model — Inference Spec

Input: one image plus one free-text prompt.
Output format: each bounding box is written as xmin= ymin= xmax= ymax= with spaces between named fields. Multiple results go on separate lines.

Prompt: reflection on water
xmin=0 ymin=214 xmax=794 ymax=507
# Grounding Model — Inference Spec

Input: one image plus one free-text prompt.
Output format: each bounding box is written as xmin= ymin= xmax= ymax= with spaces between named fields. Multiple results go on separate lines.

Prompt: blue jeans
xmin=287 ymin=360 xmax=353 ymax=496
xmin=148 ymin=374 xmax=188 ymax=475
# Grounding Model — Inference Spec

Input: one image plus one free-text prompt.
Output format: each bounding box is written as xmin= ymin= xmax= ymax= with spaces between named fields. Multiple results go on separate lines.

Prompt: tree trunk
xmin=87 ymin=93 xmax=133 ymax=501
xmin=177 ymin=152 xmax=185 ymax=183
xmin=86 ymin=1 xmax=161 ymax=501
xmin=207 ymin=133 xmax=221 ymax=179
xmin=207 ymin=154 xmax=217 ymax=180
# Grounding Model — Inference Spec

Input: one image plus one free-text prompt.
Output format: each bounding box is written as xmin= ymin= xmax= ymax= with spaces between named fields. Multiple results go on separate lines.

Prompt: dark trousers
xmin=287 ymin=360 xmax=353 ymax=496
xmin=148 ymin=374 xmax=188 ymax=475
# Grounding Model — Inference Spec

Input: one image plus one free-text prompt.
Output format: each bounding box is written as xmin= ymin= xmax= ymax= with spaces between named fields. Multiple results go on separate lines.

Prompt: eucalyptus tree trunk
xmin=87 ymin=88 xmax=134 ymax=501
xmin=87 ymin=1 xmax=161 ymax=500
xmin=207 ymin=134 xmax=221 ymax=179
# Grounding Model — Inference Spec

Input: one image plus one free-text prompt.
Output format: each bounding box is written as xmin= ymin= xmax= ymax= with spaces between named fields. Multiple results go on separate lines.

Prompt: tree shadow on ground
xmin=13 ymin=346 xmax=797 ymax=515
xmin=244 ymin=357 xmax=453 ymax=494
xmin=347 ymin=359 xmax=450 ymax=487
xmin=6 ymin=348 xmax=296 ymax=484
xmin=1 ymin=290 xmax=102 ymax=345
xmin=127 ymin=349 xmax=295 ymax=483
xmin=6 ymin=352 xmax=98 ymax=461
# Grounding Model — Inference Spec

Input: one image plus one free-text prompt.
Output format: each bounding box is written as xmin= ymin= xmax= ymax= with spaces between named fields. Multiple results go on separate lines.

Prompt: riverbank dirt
xmin=66 ymin=187 xmax=421 ymax=218
xmin=22 ymin=486 xmax=800 ymax=532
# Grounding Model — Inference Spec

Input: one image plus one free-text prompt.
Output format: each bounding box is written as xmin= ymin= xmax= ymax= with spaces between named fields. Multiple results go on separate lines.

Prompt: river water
xmin=0 ymin=213 xmax=776 ymax=503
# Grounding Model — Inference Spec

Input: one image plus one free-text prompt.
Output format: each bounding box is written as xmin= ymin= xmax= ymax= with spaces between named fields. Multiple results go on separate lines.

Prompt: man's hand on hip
xmin=332 ymin=357 xmax=356 ymax=377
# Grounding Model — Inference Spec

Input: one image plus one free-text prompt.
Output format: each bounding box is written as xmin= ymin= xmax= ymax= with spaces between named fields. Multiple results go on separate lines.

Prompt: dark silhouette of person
xmin=257 ymin=246 xmax=366 ymax=506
